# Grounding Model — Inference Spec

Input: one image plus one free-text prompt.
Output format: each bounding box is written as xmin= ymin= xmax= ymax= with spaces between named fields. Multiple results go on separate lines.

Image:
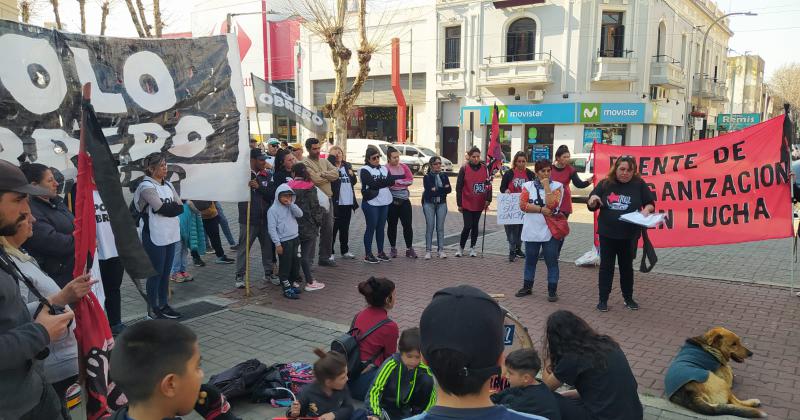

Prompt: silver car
xmin=397 ymin=145 xmax=454 ymax=174
xmin=568 ymin=153 xmax=594 ymax=199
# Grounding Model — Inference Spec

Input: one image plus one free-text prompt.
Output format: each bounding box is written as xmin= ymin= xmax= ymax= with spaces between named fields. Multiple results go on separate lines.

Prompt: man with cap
xmin=234 ymin=149 xmax=277 ymax=288
xmin=265 ymin=138 xmax=281 ymax=170
xmin=407 ymin=285 xmax=546 ymax=420
xmin=289 ymin=142 xmax=304 ymax=162
xmin=0 ymin=159 xmax=75 ymax=419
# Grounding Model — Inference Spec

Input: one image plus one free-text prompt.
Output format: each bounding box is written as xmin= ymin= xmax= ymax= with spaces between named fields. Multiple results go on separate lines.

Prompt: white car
xmin=345 ymin=139 xmax=423 ymax=174
xmin=394 ymin=145 xmax=454 ymax=174
xmin=568 ymin=153 xmax=594 ymax=200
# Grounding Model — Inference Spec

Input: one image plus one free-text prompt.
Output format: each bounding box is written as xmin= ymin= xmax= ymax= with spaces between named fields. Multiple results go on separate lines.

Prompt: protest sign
xmin=594 ymin=116 xmax=793 ymax=247
xmin=497 ymin=193 xmax=524 ymax=225
xmin=252 ymin=74 xmax=327 ymax=135
xmin=0 ymin=21 xmax=249 ymax=201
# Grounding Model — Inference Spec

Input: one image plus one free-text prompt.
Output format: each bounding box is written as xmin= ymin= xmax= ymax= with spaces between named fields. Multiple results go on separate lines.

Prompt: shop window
xmin=444 ymin=26 xmax=461 ymax=69
xmin=585 ymin=124 xmax=626 ymax=146
xmin=486 ymin=124 xmax=513 ymax=162
xmin=506 ymin=18 xmax=536 ymax=62
xmin=600 ymin=11 xmax=625 ymax=58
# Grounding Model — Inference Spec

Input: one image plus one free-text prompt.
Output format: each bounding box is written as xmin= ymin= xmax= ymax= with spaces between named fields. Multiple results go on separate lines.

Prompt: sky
xmin=28 ymin=0 xmax=800 ymax=81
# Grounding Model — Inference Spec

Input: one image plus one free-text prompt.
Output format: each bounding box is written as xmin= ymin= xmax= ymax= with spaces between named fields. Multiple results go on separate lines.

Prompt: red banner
xmin=593 ymin=116 xmax=793 ymax=248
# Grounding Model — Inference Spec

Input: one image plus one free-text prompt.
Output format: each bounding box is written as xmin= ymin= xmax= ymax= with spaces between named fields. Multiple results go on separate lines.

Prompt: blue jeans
xmin=349 ymin=368 xmax=378 ymax=401
xmin=215 ymin=201 xmax=236 ymax=246
xmin=422 ymin=201 xmax=447 ymax=252
xmin=142 ymin=232 xmax=177 ymax=309
xmin=171 ymin=240 xmax=188 ymax=274
xmin=523 ymin=237 xmax=560 ymax=291
xmin=362 ymin=201 xmax=389 ymax=255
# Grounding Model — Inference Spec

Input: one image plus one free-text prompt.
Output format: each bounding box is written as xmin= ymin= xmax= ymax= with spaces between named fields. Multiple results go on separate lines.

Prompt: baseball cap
xmin=420 ymin=285 xmax=504 ymax=377
xmin=288 ymin=142 xmax=303 ymax=151
xmin=250 ymin=149 xmax=267 ymax=160
xmin=0 ymin=160 xmax=52 ymax=196
xmin=267 ymin=138 xmax=280 ymax=146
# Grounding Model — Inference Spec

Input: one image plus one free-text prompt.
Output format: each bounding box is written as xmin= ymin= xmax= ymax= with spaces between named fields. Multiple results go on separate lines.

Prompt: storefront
xmin=346 ymin=106 xmax=399 ymax=141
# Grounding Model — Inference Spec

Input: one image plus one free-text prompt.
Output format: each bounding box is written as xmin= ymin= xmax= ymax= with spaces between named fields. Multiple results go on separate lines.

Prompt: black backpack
xmin=331 ymin=316 xmax=391 ymax=381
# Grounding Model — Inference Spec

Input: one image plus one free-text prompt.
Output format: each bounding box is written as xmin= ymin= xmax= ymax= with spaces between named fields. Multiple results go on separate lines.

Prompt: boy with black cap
xmin=408 ymin=285 xmax=546 ymax=420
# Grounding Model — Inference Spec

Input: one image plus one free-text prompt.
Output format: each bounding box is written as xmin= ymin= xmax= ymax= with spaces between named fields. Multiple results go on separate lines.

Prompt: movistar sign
xmin=580 ymin=103 xmax=645 ymax=123
xmin=461 ymin=102 xmax=647 ymax=125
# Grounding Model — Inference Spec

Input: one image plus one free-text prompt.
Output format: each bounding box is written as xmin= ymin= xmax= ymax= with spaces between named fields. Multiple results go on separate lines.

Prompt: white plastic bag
xmin=575 ymin=246 xmax=600 ymax=267
xmin=316 ymin=187 xmax=330 ymax=212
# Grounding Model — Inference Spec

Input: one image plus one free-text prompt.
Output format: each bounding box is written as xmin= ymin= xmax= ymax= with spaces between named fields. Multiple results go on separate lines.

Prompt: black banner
xmin=0 ymin=21 xmax=249 ymax=201
xmin=252 ymin=73 xmax=328 ymax=135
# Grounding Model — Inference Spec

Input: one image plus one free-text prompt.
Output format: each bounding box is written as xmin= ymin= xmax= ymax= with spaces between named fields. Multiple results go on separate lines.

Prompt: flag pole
xmin=785 ymin=105 xmax=797 ymax=296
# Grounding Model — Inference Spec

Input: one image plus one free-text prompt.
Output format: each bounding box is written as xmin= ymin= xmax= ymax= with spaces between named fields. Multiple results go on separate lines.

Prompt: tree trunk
xmin=333 ymin=109 xmax=349 ymax=156
xmin=49 ymin=0 xmax=62 ymax=29
xmin=100 ymin=1 xmax=110 ymax=35
xmin=153 ymin=0 xmax=162 ymax=37
xmin=20 ymin=1 xmax=31 ymax=23
xmin=135 ymin=0 xmax=151 ymax=37
xmin=77 ymin=0 xmax=86 ymax=33
xmin=123 ymin=0 xmax=145 ymax=37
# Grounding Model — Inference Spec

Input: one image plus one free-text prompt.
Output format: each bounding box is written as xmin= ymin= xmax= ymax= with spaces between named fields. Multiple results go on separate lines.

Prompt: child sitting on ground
xmin=491 ymin=348 xmax=561 ymax=420
xmin=289 ymin=349 xmax=367 ymax=420
xmin=365 ymin=327 xmax=436 ymax=419
xmin=267 ymin=184 xmax=303 ymax=299
xmin=110 ymin=319 xmax=238 ymax=420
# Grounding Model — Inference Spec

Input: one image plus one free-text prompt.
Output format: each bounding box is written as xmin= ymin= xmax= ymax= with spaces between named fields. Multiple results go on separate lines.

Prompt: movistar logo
xmin=583 ymin=107 xmax=598 ymax=118
xmin=580 ymin=103 xmax=601 ymax=123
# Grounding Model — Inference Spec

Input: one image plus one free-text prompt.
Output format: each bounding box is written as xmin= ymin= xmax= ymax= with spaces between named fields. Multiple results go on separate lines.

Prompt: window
xmin=600 ymin=12 xmax=625 ymax=57
xmin=655 ymin=22 xmax=666 ymax=61
xmin=444 ymin=26 xmax=461 ymax=69
xmin=506 ymin=18 xmax=536 ymax=62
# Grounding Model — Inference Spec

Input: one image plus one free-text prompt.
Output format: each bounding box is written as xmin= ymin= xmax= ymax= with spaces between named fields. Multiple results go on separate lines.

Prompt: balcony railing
xmin=477 ymin=51 xmax=553 ymax=87
xmin=483 ymin=51 xmax=553 ymax=64
xmin=592 ymin=51 xmax=637 ymax=82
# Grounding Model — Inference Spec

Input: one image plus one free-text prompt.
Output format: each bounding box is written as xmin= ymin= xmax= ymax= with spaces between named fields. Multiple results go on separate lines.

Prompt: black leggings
xmin=460 ymin=210 xmax=482 ymax=249
xmin=98 ymin=257 xmax=124 ymax=327
xmin=388 ymin=199 xmax=413 ymax=248
xmin=598 ymin=235 xmax=636 ymax=303
xmin=332 ymin=204 xmax=353 ymax=254
xmin=201 ymin=216 xmax=225 ymax=257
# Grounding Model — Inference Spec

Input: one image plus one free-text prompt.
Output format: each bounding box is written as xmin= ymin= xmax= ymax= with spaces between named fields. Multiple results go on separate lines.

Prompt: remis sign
xmin=580 ymin=103 xmax=645 ymax=123
xmin=717 ymin=113 xmax=761 ymax=131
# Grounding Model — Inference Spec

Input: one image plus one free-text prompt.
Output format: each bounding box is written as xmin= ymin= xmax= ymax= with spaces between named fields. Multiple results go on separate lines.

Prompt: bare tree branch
xmin=135 ymin=0 xmax=151 ymax=37
xmin=152 ymin=0 xmax=162 ymax=37
xmin=48 ymin=0 xmax=62 ymax=29
xmin=76 ymin=0 xmax=86 ymax=33
xmin=123 ymin=0 xmax=145 ymax=37
xmin=769 ymin=63 xmax=800 ymax=110
xmin=98 ymin=0 xmax=113 ymax=35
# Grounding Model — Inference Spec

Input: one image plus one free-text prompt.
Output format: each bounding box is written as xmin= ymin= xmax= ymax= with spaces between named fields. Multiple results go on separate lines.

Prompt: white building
xmin=434 ymin=0 xmax=733 ymax=164
xmin=0 ymin=0 xmax=17 ymax=21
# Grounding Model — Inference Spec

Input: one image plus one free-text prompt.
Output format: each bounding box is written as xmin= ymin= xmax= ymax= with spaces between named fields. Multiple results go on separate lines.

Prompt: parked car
xmin=345 ymin=139 xmax=422 ymax=174
xmin=568 ymin=153 xmax=594 ymax=200
xmin=394 ymin=144 xmax=454 ymax=174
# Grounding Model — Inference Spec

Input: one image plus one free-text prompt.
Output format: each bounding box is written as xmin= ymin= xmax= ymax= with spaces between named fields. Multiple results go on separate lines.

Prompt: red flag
xmin=486 ymin=104 xmax=503 ymax=178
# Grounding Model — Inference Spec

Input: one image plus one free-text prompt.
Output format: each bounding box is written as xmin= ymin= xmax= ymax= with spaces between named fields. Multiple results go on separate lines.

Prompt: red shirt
xmin=508 ymin=169 xmax=529 ymax=193
xmin=352 ymin=306 xmax=399 ymax=366
xmin=550 ymin=164 xmax=577 ymax=214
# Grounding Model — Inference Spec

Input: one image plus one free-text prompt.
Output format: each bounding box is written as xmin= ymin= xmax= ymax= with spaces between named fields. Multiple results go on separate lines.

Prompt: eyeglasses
xmin=369 ymin=155 xmax=380 ymax=160
xmin=268 ymin=144 xmax=278 ymax=148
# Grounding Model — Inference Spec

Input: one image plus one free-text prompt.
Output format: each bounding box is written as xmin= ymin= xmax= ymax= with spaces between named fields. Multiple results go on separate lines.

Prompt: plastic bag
xmin=575 ymin=246 xmax=600 ymax=267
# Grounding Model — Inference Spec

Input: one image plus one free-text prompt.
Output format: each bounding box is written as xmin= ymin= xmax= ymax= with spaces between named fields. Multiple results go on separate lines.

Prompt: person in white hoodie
xmin=268 ymin=184 xmax=303 ymax=300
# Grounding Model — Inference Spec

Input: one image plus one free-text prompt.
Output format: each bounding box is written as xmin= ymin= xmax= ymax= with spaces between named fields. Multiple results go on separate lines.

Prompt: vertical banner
xmin=0 ymin=21 xmax=250 ymax=201
xmin=594 ymin=116 xmax=793 ymax=248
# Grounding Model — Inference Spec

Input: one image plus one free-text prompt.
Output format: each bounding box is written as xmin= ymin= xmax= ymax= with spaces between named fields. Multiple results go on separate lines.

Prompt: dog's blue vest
xmin=664 ymin=341 xmax=722 ymax=398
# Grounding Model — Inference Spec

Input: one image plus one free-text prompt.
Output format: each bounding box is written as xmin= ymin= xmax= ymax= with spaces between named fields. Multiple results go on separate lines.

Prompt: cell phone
xmin=251 ymin=172 xmax=257 ymax=180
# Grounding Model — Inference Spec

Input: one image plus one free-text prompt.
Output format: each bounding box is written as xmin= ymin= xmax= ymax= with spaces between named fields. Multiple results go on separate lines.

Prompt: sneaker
xmin=469 ymin=248 xmax=477 ymax=257
xmin=515 ymin=287 xmax=532 ymax=298
xmin=377 ymin=252 xmax=391 ymax=262
xmin=318 ymin=259 xmax=337 ymax=267
xmin=179 ymin=271 xmax=193 ymax=281
xmin=406 ymin=248 xmax=418 ymax=259
xmin=305 ymin=281 xmax=326 ymax=291
xmin=455 ymin=248 xmax=463 ymax=257
xmin=548 ymin=292 xmax=559 ymax=302
xmin=509 ymin=252 xmax=516 ymax=262
xmin=390 ymin=247 xmax=398 ymax=258
xmin=283 ymin=288 xmax=300 ymax=299
xmin=215 ymin=255 xmax=235 ymax=264
xmin=160 ymin=305 xmax=182 ymax=319
xmin=364 ymin=254 xmax=380 ymax=264
xmin=170 ymin=273 xmax=186 ymax=283
xmin=438 ymin=251 xmax=447 ymax=259
xmin=424 ymin=252 xmax=432 ymax=260
xmin=292 ymin=282 xmax=301 ymax=289
xmin=234 ymin=278 xmax=245 ymax=289
xmin=267 ymin=274 xmax=280 ymax=286
xmin=343 ymin=252 xmax=355 ymax=259
xmin=624 ymin=299 xmax=640 ymax=310
xmin=192 ymin=257 xmax=206 ymax=267
xmin=230 ymin=244 xmax=240 ymax=251
xmin=596 ymin=302 xmax=609 ymax=312
xmin=515 ymin=249 xmax=526 ymax=258
xmin=147 ymin=308 xmax=167 ymax=320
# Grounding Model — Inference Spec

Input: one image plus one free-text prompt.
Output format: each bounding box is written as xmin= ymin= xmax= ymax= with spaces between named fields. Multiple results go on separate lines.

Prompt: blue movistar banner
xmin=463 ymin=102 xmax=647 ymax=125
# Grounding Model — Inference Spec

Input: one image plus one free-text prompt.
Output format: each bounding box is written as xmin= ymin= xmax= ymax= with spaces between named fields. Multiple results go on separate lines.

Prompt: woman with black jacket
xmin=421 ymin=156 xmax=452 ymax=260
xmin=500 ymin=151 xmax=535 ymax=262
xmin=266 ymin=149 xmax=297 ymax=203
xmin=20 ymin=163 xmax=75 ymax=287
xmin=327 ymin=145 xmax=358 ymax=259
xmin=359 ymin=146 xmax=397 ymax=264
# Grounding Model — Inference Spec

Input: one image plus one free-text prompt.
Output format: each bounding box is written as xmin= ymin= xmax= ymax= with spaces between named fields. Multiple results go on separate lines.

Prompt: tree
xmin=769 ymin=63 xmax=800 ymax=110
xmin=48 ymin=0 xmax=62 ymax=29
xmin=123 ymin=0 xmax=145 ymax=37
xmin=76 ymin=0 xmax=86 ymax=32
xmin=293 ymin=0 xmax=390 ymax=155
xmin=99 ymin=0 xmax=115 ymax=35
xmin=19 ymin=0 xmax=45 ymax=23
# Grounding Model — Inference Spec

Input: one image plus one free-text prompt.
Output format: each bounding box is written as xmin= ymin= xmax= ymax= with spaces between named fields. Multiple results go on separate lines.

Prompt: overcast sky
xmin=30 ymin=0 xmax=799 ymax=80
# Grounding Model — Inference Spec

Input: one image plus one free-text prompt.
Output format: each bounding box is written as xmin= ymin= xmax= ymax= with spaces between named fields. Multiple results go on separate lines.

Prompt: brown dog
xmin=664 ymin=327 xmax=766 ymax=418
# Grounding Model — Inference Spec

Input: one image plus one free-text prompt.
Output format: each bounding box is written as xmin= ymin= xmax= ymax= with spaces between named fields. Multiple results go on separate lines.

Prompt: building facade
xmin=0 ymin=0 xmax=17 ymax=21
xmin=719 ymin=54 xmax=766 ymax=133
xmin=435 ymin=0 xmax=732 ymax=164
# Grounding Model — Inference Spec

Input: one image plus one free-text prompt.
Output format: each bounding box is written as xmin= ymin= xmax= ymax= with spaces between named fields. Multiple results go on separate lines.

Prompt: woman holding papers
xmin=587 ymin=156 xmax=655 ymax=312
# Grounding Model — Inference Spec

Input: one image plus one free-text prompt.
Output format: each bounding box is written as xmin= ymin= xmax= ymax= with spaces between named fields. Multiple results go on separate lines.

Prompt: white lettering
xmin=127 ymin=123 xmax=170 ymax=160
xmin=301 ymin=109 xmax=312 ymax=121
xmin=170 ymin=116 xmax=213 ymax=158
xmin=258 ymin=93 xmax=273 ymax=106
xmin=0 ymin=34 xmax=67 ymax=114
xmin=274 ymin=95 xmax=284 ymax=108
xmin=31 ymin=129 xmax=80 ymax=169
xmin=0 ymin=127 xmax=24 ymax=161
xmin=123 ymin=51 xmax=177 ymax=113
xmin=71 ymin=47 xmax=127 ymax=114
xmin=312 ymin=114 xmax=324 ymax=126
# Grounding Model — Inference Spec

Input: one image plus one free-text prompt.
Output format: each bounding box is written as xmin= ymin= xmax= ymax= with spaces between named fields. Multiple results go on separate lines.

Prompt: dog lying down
xmin=664 ymin=327 xmax=766 ymax=418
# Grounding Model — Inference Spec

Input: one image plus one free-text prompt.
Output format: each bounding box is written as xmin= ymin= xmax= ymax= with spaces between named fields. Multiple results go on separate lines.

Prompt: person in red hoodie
xmin=349 ymin=276 xmax=399 ymax=401
xmin=550 ymin=146 xmax=593 ymax=254
xmin=455 ymin=147 xmax=492 ymax=257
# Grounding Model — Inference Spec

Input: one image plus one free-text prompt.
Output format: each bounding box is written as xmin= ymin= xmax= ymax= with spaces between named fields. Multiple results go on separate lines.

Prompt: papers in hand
xmin=619 ymin=211 xmax=666 ymax=228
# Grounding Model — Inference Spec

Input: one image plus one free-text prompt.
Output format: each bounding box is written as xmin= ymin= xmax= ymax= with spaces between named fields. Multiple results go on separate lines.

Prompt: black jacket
xmin=490 ymin=383 xmax=562 ymax=420
xmin=422 ymin=172 xmax=452 ymax=204
xmin=266 ymin=168 xmax=293 ymax=204
xmin=500 ymin=168 xmax=535 ymax=193
xmin=359 ymin=164 xmax=398 ymax=201
xmin=327 ymin=157 xmax=359 ymax=210
xmin=24 ymin=196 xmax=75 ymax=287
xmin=290 ymin=382 xmax=355 ymax=419
xmin=237 ymin=169 xmax=271 ymax=226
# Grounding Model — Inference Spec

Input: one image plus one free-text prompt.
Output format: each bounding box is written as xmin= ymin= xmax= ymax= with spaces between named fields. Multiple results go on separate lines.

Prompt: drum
xmin=489 ymin=305 xmax=535 ymax=392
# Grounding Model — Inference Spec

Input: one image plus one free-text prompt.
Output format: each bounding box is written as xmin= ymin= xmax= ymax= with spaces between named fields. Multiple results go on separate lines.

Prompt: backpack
xmin=331 ymin=315 xmax=391 ymax=381
xmin=208 ymin=359 xmax=269 ymax=400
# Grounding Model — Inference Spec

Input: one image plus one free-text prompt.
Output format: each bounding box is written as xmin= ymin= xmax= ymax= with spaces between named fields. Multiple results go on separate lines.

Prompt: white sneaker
xmin=343 ymin=252 xmax=355 ymax=259
xmin=305 ymin=281 xmax=326 ymax=291
xmin=469 ymin=248 xmax=477 ymax=257
xmin=328 ymin=255 xmax=335 ymax=262
xmin=266 ymin=274 xmax=280 ymax=286
xmin=455 ymin=248 xmax=463 ymax=257
xmin=439 ymin=251 xmax=447 ymax=259
xmin=424 ymin=252 xmax=431 ymax=260
xmin=234 ymin=280 xmax=245 ymax=289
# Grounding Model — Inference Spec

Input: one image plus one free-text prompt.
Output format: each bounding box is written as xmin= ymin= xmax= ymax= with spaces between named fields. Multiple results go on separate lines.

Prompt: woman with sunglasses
xmin=587 ymin=156 xmax=655 ymax=312
xmin=500 ymin=151 xmax=535 ymax=262
xmin=455 ymin=146 xmax=492 ymax=257
xmin=359 ymin=147 xmax=398 ymax=264
xmin=422 ymin=156 xmax=452 ymax=259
